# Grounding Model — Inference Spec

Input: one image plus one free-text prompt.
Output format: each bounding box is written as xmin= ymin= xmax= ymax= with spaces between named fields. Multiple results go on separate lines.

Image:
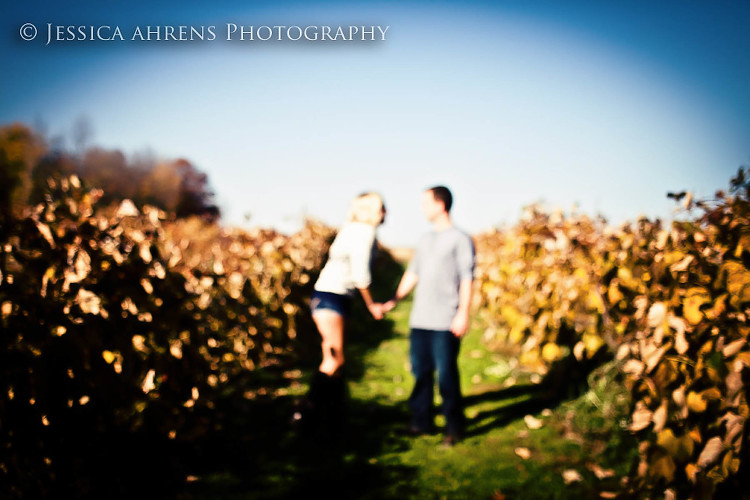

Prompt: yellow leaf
xmin=689 ymin=427 xmax=703 ymax=444
xmin=587 ymin=290 xmax=605 ymax=313
xmin=706 ymin=294 xmax=727 ymax=320
xmin=509 ymin=326 xmax=525 ymax=344
xmin=685 ymin=463 xmax=698 ymax=483
xmin=672 ymin=386 xmax=686 ymax=405
xmin=524 ymin=414 xmax=544 ymax=430
xmin=701 ymin=387 xmax=722 ymax=402
xmin=723 ymin=339 xmax=746 ymax=358
xmin=652 ymin=400 xmax=668 ymax=432
xmin=76 ymin=289 xmax=102 ymax=315
xmin=562 ymin=469 xmax=583 ymax=484
xmin=670 ymin=255 xmax=694 ymax=273
xmin=588 ymin=464 xmax=615 ymax=479
xmin=722 ymin=261 xmax=750 ymax=307
xmin=573 ymin=341 xmax=585 ymax=361
xmin=141 ymin=370 xmax=156 ymax=393
xmin=1 ymin=301 xmax=11 ymax=319
xmin=683 ymin=192 xmax=693 ymax=209
xmin=722 ymin=451 xmax=741 ymax=476
xmin=644 ymin=343 xmax=671 ymax=373
xmin=687 ymin=391 xmax=707 ymax=413
xmin=616 ymin=344 xmax=631 ymax=360
xmin=608 ymin=282 xmax=624 ymax=304
xmin=737 ymin=351 xmax=750 ymax=368
xmin=674 ymin=329 xmax=689 ymax=355
xmin=721 ymin=412 xmax=745 ymax=450
xmin=139 ymin=242 xmax=152 ymax=264
xmin=583 ymin=333 xmax=604 ymax=357
xmin=657 ymin=429 xmax=679 ymax=453
xmin=542 ymin=343 xmax=562 ymax=363
xmin=726 ymin=372 xmax=743 ymax=400
xmin=132 ymin=335 xmax=147 ymax=352
xmin=630 ymin=404 xmax=652 ymax=431
xmin=170 ymin=340 xmax=183 ymax=359
xmin=650 ymin=453 xmax=676 ymax=482
xmin=637 ymin=460 xmax=648 ymax=477
xmin=664 ymin=251 xmax=684 ymax=266
xmin=656 ymin=230 xmax=670 ymax=249
xmin=116 ymin=199 xmax=139 ymax=217
xmin=697 ymin=436 xmax=724 ymax=468
xmin=657 ymin=428 xmax=694 ymax=462
xmin=35 ymin=221 xmax=56 ymax=248
xmin=622 ymin=359 xmax=645 ymax=378
xmin=617 ymin=267 xmax=639 ymax=290
xmin=683 ymin=288 xmax=710 ymax=325
xmin=647 ymin=302 xmax=667 ymax=328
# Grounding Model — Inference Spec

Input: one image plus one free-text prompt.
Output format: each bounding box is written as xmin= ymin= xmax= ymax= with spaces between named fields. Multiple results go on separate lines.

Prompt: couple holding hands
xmin=302 ymin=186 xmax=475 ymax=446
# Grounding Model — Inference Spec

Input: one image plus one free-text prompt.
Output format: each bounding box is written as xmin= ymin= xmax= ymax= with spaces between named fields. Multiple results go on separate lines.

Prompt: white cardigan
xmin=314 ymin=222 xmax=376 ymax=296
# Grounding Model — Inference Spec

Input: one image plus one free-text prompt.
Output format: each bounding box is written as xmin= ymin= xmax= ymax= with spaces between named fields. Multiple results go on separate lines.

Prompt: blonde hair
xmin=347 ymin=192 xmax=385 ymax=226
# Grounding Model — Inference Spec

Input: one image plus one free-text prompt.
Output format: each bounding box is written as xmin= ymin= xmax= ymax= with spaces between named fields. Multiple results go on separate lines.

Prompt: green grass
xmin=346 ymin=298 xmax=637 ymax=499
xmin=184 ymin=293 xmax=638 ymax=499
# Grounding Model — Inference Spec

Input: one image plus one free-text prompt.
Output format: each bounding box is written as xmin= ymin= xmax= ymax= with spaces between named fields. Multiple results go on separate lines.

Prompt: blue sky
xmin=2 ymin=0 xmax=749 ymax=246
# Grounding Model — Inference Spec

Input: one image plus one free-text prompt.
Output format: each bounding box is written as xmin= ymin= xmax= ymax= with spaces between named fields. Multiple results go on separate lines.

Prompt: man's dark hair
xmin=428 ymin=186 xmax=453 ymax=212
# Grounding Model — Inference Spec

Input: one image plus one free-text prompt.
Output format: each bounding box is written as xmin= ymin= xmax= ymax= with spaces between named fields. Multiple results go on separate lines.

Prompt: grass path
xmin=186 ymin=297 xmax=637 ymax=499
xmin=346 ymin=299 xmax=635 ymax=499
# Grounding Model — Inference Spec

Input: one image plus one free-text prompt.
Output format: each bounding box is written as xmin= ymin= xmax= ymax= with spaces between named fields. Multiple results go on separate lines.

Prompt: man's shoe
xmin=442 ymin=433 xmax=463 ymax=447
xmin=397 ymin=425 xmax=432 ymax=437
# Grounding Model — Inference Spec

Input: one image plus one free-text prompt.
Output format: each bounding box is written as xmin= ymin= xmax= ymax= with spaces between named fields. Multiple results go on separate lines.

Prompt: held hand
xmin=368 ymin=303 xmax=384 ymax=320
xmin=450 ymin=313 xmax=469 ymax=338
xmin=382 ymin=300 xmax=397 ymax=313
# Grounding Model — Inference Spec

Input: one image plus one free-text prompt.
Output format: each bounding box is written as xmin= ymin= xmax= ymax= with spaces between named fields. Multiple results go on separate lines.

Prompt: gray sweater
xmin=407 ymin=226 xmax=475 ymax=331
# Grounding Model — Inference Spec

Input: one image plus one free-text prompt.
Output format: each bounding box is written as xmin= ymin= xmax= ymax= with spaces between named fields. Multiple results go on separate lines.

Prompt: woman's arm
xmin=358 ymin=287 xmax=383 ymax=320
xmin=347 ymin=225 xmax=383 ymax=319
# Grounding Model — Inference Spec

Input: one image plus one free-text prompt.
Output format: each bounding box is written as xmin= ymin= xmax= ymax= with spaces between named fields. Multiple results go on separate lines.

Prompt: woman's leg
xmin=408 ymin=328 xmax=436 ymax=432
xmin=302 ymin=309 xmax=347 ymax=436
xmin=313 ymin=309 xmax=345 ymax=376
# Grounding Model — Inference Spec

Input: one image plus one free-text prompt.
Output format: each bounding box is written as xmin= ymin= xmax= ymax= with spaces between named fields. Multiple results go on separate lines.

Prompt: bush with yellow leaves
xmin=0 ymin=176 xmax=334 ymax=497
xmin=613 ymin=171 xmax=749 ymax=498
xmin=475 ymin=169 xmax=749 ymax=497
xmin=474 ymin=207 xmax=615 ymax=373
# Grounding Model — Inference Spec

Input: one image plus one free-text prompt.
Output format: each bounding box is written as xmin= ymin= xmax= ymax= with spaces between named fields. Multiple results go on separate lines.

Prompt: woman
xmin=297 ymin=192 xmax=387 ymax=432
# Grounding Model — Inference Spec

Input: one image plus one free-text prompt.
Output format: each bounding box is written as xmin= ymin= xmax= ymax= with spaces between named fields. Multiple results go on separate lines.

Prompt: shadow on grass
xmin=177 ymin=248 xmax=418 ymax=499
xmin=178 ymin=385 xmax=418 ymax=500
xmin=464 ymin=384 xmax=555 ymax=438
xmin=463 ymin=353 xmax=609 ymax=439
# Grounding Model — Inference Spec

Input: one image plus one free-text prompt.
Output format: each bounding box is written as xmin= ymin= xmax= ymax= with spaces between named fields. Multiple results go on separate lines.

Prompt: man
xmin=385 ymin=186 xmax=475 ymax=446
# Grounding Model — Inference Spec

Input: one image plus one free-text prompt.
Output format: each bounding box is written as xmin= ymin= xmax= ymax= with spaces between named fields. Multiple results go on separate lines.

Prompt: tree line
xmin=0 ymin=122 xmax=219 ymax=224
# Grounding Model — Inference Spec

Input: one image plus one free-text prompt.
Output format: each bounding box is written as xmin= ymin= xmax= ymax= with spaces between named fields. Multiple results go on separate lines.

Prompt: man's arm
xmin=450 ymin=278 xmax=473 ymax=337
xmin=383 ymin=270 xmax=418 ymax=312
xmin=451 ymin=233 xmax=475 ymax=337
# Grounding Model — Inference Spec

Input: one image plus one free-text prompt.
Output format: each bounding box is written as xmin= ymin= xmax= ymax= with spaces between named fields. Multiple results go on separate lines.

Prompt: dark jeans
xmin=409 ymin=328 xmax=464 ymax=435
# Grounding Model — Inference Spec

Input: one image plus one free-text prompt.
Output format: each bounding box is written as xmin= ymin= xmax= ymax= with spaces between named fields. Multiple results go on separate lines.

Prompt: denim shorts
xmin=310 ymin=290 xmax=352 ymax=317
